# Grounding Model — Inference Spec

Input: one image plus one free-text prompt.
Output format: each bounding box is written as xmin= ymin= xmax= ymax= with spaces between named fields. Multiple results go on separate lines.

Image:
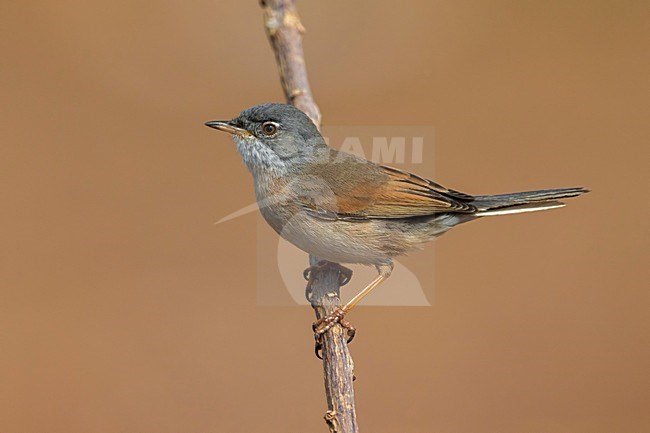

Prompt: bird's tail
xmin=473 ymin=187 xmax=588 ymax=217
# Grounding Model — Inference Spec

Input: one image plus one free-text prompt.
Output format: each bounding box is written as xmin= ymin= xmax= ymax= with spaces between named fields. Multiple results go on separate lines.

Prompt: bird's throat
xmin=234 ymin=135 xmax=288 ymax=177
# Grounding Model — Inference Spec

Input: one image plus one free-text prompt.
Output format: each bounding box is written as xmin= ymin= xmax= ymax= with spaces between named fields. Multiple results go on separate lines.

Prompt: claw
xmin=311 ymin=309 xmax=356 ymax=359
xmin=305 ymin=276 xmax=315 ymax=304
xmin=303 ymin=260 xmax=327 ymax=281
xmin=337 ymin=265 xmax=353 ymax=286
xmin=313 ymin=324 xmax=324 ymax=359
xmin=340 ymin=319 xmax=356 ymax=344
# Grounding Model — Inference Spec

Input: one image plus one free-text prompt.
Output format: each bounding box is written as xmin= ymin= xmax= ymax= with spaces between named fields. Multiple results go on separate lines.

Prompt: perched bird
xmin=206 ymin=103 xmax=587 ymax=335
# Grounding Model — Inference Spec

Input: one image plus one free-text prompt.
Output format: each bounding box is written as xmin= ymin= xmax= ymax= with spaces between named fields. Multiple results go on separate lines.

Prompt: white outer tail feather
xmin=476 ymin=202 xmax=565 ymax=217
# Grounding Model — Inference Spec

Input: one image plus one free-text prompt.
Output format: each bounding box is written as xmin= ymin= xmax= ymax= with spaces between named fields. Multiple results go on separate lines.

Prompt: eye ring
xmin=261 ymin=122 xmax=278 ymax=136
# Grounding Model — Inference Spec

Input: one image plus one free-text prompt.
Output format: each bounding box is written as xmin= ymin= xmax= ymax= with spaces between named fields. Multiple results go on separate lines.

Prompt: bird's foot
xmin=312 ymin=308 xmax=356 ymax=359
xmin=303 ymin=261 xmax=353 ymax=286
xmin=304 ymin=261 xmax=353 ymax=305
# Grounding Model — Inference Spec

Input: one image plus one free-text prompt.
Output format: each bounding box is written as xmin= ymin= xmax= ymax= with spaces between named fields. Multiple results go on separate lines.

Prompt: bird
xmin=205 ymin=103 xmax=587 ymax=337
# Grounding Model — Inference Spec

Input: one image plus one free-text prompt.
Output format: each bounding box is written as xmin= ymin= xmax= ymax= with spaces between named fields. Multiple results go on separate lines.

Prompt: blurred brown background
xmin=1 ymin=1 xmax=649 ymax=432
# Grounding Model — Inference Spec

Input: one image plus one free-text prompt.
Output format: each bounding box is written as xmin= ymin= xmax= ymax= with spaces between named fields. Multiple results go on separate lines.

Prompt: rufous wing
xmin=298 ymin=150 xmax=477 ymax=221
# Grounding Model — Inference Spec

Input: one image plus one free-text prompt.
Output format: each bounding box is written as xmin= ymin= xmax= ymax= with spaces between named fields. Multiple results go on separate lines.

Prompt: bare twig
xmin=260 ymin=1 xmax=358 ymax=432
xmin=261 ymin=0 xmax=321 ymax=127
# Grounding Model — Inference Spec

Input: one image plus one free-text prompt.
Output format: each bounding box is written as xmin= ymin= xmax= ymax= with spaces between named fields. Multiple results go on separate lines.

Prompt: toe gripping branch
xmin=304 ymin=261 xmax=355 ymax=359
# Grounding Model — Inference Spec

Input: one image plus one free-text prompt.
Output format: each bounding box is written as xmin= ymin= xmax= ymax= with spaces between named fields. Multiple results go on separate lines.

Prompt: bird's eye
xmin=261 ymin=122 xmax=278 ymax=136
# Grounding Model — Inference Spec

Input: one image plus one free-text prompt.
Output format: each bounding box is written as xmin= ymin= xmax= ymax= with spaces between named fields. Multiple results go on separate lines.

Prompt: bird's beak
xmin=204 ymin=120 xmax=251 ymax=137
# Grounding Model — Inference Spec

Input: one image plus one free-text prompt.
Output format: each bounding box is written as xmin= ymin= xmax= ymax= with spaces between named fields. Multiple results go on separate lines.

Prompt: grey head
xmin=205 ymin=103 xmax=328 ymax=176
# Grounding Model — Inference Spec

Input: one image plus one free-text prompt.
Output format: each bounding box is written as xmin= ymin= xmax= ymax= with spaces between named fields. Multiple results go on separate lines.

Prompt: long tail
xmin=472 ymin=187 xmax=588 ymax=217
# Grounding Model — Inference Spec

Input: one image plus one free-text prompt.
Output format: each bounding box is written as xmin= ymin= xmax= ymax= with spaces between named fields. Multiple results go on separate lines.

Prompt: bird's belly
xmin=259 ymin=204 xmax=448 ymax=265
xmin=280 ymin=215 xmax=388 ymax=265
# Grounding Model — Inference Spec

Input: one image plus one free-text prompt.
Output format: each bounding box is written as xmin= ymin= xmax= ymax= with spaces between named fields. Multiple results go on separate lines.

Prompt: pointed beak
xmin=204 ymin=120 xmax=251 ymax=137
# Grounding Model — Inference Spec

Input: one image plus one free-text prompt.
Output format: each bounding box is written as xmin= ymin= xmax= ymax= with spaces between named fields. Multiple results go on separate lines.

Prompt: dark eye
xmin=261 ymin=122 xmax=278 ymax=136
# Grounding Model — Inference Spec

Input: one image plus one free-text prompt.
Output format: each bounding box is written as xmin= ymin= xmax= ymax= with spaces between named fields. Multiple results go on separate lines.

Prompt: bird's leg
xmin=313 ymin=262 xmax=393 ymax=338
xmin=304 ymin=260 xmax=353 ymax=304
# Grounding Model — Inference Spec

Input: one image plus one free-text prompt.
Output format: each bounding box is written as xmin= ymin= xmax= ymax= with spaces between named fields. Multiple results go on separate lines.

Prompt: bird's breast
xmin=252 ymin=174 xmax=298 ymax=235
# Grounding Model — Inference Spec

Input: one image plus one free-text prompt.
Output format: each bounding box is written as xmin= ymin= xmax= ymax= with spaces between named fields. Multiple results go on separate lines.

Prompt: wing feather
xmin=298 ymin=150 xmax=476 ymax=221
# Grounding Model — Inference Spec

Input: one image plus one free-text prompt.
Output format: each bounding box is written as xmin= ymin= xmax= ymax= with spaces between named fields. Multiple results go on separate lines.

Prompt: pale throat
xmin=233 ymin=135 xmax=288 ymax=178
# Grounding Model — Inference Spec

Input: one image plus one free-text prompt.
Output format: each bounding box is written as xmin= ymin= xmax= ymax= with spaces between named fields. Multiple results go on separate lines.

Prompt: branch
xmin=261 ymin=0 xmax=321 ymax=127
xmin=260 ymin=1 xmax=358 ymax=432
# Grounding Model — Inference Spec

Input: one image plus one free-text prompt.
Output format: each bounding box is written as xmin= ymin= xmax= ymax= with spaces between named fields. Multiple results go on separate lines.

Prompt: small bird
xmin=206 ymin=103 xmax=587 ymax=336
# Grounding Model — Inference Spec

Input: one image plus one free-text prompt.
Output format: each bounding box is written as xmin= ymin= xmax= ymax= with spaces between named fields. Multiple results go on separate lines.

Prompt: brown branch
xmin=260 ymin=1 xmax=358 ymax=432
xmin=261 ymin=0 xmax=321 ymax=128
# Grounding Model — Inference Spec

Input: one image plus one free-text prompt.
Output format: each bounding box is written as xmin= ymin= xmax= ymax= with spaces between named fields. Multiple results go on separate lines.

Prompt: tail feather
xmin=473 ymin=187 xmax=588 ymax=216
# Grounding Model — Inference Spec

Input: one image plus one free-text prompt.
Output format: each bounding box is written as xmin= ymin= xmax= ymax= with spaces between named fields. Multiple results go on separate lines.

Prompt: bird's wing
xmin=298 ymin=151 xmax=477 ymax=221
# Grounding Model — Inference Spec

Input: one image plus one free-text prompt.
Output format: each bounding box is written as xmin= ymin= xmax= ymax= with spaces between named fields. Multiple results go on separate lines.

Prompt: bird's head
xmin=206 ymin=103 xmax=328 ymax=176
